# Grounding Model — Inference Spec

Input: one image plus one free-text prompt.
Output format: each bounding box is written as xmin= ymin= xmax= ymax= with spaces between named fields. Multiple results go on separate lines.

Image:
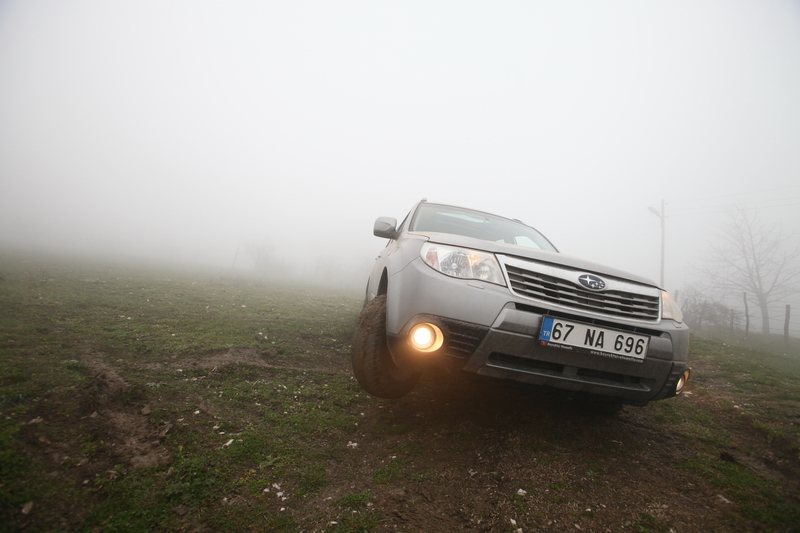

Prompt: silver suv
xmin=352 ymin=200 xmax=690 ymax=406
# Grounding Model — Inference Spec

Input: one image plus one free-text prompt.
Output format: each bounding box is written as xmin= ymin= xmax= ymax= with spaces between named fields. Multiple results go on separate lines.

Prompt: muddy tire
xmin=351 ymin=295 xmax=420 ymax=399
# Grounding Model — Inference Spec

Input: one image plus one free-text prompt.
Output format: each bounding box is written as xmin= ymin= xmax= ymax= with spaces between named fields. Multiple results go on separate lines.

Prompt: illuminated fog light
xmin=408 ymin=323 xmax=444 ymax=352
xmin=675 ymin=369 xmax=691 ymax=395
xmin=412 ymin=325 xmax=433 ymax=348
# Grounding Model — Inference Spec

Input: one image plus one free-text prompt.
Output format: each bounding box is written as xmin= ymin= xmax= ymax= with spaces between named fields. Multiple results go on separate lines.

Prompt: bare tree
xmin=680 ymin=283 xmax=740 ymax=332
xmin=698 ymin=205 xmax=800 ymax=334
xmin=243 ymin=239 xmax=277 ymax=272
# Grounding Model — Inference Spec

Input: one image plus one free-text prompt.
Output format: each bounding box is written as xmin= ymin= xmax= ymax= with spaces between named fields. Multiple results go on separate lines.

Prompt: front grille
xmin=504 ymin=264 xmax=660 ymax=321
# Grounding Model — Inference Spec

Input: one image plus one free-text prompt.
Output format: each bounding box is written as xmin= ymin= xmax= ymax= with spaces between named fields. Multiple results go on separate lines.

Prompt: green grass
xmin=2 ymin=249 xmax=799 ymax=532
xmin=691 ymin=333 xmax=800 ymax=392
xmin=677 ymin=454 xmax=800 ymax=529
xmin=372 ymin=457 xmax=409 ymax=484
xmin=337 ymin=490 xmax=372 ymax=508
xmin=630 ymin=512 xmax=672 ymax=533
xmin=0 ymin=250 xmax=366 ymax=532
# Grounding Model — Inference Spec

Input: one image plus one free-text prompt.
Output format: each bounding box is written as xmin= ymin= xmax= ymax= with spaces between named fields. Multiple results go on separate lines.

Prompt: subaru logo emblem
xmin=578 ymin=274 xmax=605 ymax=291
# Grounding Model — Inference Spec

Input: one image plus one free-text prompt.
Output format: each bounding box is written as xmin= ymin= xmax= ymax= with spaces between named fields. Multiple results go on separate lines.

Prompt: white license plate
xmin=539 ymin=317 xmax=649 ymax=362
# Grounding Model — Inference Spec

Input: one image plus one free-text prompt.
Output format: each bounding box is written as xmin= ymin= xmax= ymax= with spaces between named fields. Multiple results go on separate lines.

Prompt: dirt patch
xmin=24 ymin=355 xmax=170 ymax=479
xmin=99 ymin=410 xmax=170 ymax=469
xmin=83 ymin=358 xmax=130 ymax=405
xmin=82 ymin=355 xmax=170 ymax=470
xmin=181 ymin=347 xmax=350 ymax=374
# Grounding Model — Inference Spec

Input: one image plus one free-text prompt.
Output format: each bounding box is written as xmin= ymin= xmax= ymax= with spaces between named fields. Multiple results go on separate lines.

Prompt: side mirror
xmin=373 ymin=217 xmax=398 ymax=239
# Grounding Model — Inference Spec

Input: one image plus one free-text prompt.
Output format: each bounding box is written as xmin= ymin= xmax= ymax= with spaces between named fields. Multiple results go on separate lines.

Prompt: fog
xmin=2 ymin=1 xmax=799 ymax=298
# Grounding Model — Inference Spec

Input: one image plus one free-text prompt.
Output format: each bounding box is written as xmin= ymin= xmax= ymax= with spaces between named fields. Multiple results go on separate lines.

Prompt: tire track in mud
xmin=80 ymin=355 xmax=171 ymax=469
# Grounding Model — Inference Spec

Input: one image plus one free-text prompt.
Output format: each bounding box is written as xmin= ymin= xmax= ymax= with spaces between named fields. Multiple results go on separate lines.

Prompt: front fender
xmin=367 ymin=235 xmax=427 ymax=302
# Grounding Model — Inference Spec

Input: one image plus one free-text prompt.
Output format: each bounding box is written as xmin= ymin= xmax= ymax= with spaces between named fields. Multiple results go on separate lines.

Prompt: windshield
xmin=409 ymin=203 xmax=558 ymax=252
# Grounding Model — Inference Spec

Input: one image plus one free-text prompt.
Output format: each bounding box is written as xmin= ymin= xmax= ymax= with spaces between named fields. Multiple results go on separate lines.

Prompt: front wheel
xmin=351 ymin=295 xmax=420 ymax=399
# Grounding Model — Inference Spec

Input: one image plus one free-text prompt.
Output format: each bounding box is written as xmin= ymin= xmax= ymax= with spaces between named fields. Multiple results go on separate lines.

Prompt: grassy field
xmin=2 ymin=249 xmax=799 ymax=532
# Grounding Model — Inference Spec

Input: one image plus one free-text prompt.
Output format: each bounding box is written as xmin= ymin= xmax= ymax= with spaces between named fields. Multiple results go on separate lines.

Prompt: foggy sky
xmin=1 ymin=1 xmax=799 ymax=293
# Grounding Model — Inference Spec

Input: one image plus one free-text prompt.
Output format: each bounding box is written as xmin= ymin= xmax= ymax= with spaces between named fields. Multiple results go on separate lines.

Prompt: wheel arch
xmin=376 ymin=268 xmax=389 ymax=296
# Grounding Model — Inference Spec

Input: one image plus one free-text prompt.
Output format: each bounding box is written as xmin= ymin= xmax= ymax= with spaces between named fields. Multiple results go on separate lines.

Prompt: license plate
xmin=539 ymin=317 xmax=649 ymax=362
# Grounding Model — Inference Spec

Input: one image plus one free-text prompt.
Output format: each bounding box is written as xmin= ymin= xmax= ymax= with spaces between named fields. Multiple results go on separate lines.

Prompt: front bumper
xmin=385 ymin=258 xmax=690 ymax=404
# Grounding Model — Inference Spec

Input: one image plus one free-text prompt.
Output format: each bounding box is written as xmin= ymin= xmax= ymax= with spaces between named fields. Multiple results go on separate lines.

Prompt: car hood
xmin=410 ymin=231 xmax=660 ymax=289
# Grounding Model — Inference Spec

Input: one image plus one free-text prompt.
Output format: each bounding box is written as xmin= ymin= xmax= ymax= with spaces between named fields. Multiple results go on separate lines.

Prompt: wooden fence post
xmin=743 ymin=292 xmax=750 ymax=338
xmin=786 ymin=304 xmax=791 ymax=345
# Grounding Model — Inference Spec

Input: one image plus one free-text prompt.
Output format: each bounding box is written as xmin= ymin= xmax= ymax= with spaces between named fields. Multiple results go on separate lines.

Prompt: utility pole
xmin=647 ymin=199 xmax=665 ymax=287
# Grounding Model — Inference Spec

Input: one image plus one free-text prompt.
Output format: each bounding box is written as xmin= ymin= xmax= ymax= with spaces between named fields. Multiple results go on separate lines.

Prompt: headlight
xmin=420 ymin=243 xmax=505 ymax=285
xmin=661 ymin=291 xmax=684 ymax=323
